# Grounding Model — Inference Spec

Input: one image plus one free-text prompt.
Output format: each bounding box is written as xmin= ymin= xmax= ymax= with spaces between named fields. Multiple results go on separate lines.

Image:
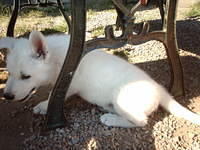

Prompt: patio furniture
xmin=4 ymin=0 xmax=184 ymax=129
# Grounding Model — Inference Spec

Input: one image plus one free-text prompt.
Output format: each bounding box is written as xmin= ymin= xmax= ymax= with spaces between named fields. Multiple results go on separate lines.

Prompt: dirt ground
xmin=0 ymin=2 xmax=200 ymax=150
xmin=0 ymin=84 xmax=49 ymax=149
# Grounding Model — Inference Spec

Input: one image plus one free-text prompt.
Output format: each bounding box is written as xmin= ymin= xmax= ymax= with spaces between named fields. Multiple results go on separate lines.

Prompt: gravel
xmin=23 ymin=5 xmax=200 ymax=150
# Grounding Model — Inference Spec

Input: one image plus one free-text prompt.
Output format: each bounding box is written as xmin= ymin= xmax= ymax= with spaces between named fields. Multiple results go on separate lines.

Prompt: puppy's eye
xmin=21 ymin=74 xmax=31 ymax=80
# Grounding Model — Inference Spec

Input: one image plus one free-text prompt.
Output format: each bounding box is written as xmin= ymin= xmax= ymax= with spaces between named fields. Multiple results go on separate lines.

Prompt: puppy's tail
xmin=0 ymin=37 xmax=15 ymax=50
xmin=160 ymin=92 xmax=200 ymax=125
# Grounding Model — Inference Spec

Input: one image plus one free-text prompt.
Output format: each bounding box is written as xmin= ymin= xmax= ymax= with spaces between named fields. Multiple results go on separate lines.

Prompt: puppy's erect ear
xmin=29 ymin=31 xmax=48 ymax=59
xmin=0 ymin=37 xmax=16 ymax=52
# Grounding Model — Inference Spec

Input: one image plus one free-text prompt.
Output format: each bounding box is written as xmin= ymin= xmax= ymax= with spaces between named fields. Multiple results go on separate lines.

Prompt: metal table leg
xmin=164 ymin=0 xmax=184 ymax=96
xmin=157 ymin=0 xmax=165 ymax=25
xmin=57 ymin=0 xmax=71 ymax=33
xmin=7 ymin=0 xmax=20 ymax=37
xmin=46 ymin=0 xmax=86 ymax=130
xmin=127 ymin=0 xmax=184 ymax=97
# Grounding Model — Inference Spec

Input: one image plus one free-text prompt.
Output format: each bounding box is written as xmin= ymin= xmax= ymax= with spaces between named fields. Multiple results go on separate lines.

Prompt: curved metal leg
xmin=46 ymin=0 xmax=86 ymax=130
xmin=113 ymin=0 xmax=141 ymax=35
xmin=164 ymin=0 xmax=184 ymax=96
xmin=57 ymin=0 xmax=71 ymax=33
xmin=157 ymin=0 xmax=165 ymax=26
xmin=114 ymin=0 xmax=128 ymax=31
xmin=7 ymin=0 xmax=20 ymax=37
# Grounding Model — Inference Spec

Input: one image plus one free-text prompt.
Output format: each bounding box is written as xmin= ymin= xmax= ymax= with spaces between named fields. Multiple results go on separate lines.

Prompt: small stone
xmin=71 ymin=137 xmax=79 ymax=145
xmin=20 ymin=132 xmax=25 ymax=136
xmin=91 ymin=108 xmax=96 ymax=115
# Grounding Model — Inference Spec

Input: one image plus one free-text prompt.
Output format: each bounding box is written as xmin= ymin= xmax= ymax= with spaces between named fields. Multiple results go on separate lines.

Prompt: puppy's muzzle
xmin=3 ymin=92 xmax=15 ymax=100
xmin=3 ymin=88 xmax=36 ymax=102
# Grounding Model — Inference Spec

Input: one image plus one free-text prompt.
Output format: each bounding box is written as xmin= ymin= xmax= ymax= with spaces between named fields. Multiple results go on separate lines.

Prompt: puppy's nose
xmin=3 ymin=93 xmax=15 ymax=100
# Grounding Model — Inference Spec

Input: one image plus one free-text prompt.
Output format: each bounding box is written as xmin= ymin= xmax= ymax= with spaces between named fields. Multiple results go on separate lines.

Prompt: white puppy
xmin=1 ymin=31 xmax=200 ymax=127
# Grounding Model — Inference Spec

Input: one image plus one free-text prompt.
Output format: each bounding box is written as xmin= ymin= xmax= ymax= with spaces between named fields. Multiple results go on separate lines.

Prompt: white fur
xmin=1 ymin=31 xmax=200 ymax=127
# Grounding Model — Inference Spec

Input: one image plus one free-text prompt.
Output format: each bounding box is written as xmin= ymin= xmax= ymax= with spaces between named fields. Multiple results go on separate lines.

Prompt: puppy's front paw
xmin=33 ymin=100 xmax=48 ymax=115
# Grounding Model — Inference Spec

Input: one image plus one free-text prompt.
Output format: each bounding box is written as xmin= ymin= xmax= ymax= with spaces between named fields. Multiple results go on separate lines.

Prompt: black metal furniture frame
xmin=5 ymin=0 xmax=184 ymax=129
xmin=86 ymin=0 xmax=184 ymax=97
xmin=46 ymin=0 xmax=86 ymax=129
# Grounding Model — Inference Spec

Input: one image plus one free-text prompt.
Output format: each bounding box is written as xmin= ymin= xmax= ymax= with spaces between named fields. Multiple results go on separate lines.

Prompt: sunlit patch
xmin=87 ymin=138 xmax=98 ymax=150
xmin=116 ymin=81 xmax=159 ymax=116
xmin=0 ymin=70 xmax=8 ymax=82
xmin=0 ymin=84 xmax=6 ymax=101
xmin=0 ymin=84 xmax=5 ymax=89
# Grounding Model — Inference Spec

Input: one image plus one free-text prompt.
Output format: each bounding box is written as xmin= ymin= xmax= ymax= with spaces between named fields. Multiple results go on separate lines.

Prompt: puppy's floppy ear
xmin=0 ymin=37 xmax=16 ymax=53
xmin=29 ymin=31 xmax=48 ymax=59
